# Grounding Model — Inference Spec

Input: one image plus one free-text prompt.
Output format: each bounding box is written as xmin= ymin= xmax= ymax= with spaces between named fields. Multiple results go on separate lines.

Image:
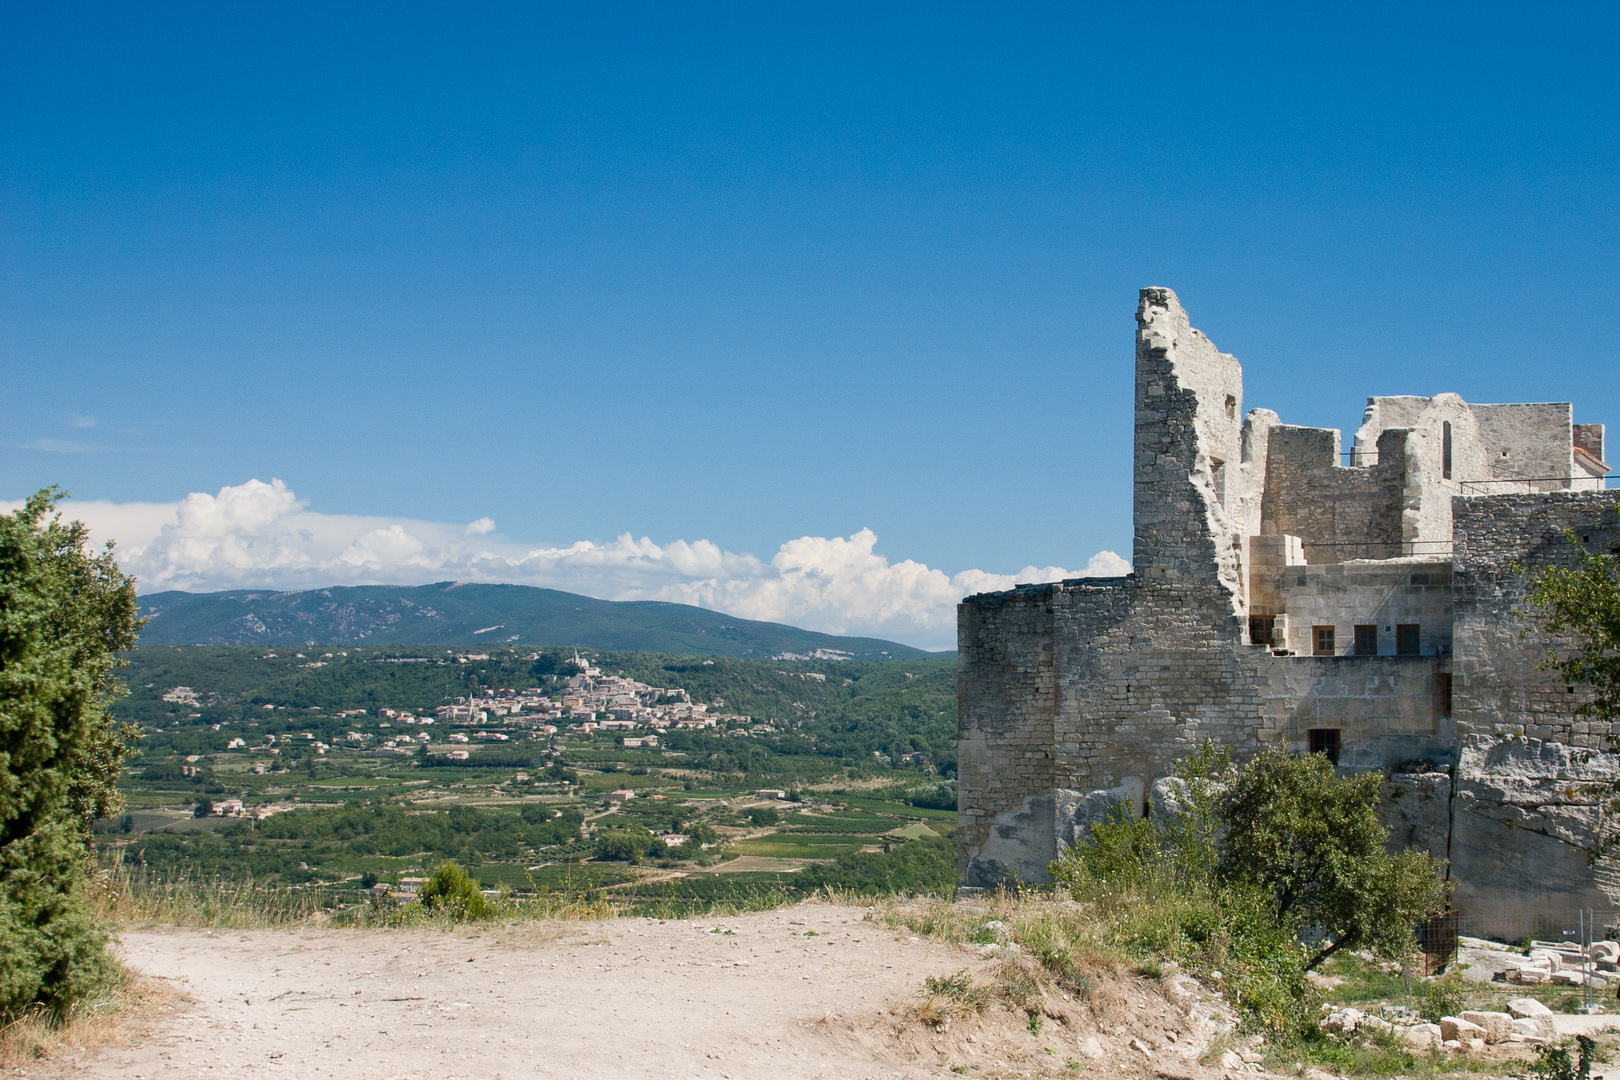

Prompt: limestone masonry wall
xmin=958 ymin=287 xmax=1615 ymax=933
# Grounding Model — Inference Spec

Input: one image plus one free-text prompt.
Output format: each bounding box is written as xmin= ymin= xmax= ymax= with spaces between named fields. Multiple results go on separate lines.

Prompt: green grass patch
xmin=832 ymin=794 xmax=955 ymax=819
xmin=780 ymin=812 xmax=904 ymax=834
xmin=729 ymin=839 xmax=866 ymax=858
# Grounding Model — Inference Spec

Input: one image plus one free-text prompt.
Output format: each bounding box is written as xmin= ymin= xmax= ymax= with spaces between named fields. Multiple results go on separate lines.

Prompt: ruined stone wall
xmin=1265 ymin=560 xmax=1455 ymax=658
xmin=1134 ymin=288 xmax=1247 ymax=608
xmin=1449 ymin=491 xmax=1620 ymax=929
xmin=956 ymin=585 xmax=1062 ymax=884
xmin=960 ymin=569 xmax=1455 ymax=885
xmin=1260 ymin=426 xmax=1408 ymax=561
xmin=1261 ymin=653 xmax=1451 ymax=771
xmin=1354 ymin=394 xmax=1488 ymax=549
xmin=957 ymin=287 xmax=1609 ymax=918
xmin=1472 ymin=403 xmax=1575 ymax=492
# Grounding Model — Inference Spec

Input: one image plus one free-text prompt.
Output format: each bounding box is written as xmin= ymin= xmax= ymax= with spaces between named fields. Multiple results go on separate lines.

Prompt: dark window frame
xmin=1396 ymin=624 xmax=1421 ymax=656
xmin=1309 ymin=728 xmax=1342 ymax=765
xmin=1437 ymin=673 xmax=1453 ymax=717
xmin=1249 ymin=616 xmax=1275 ymax=647
xmin=1354 ymin=625 xmax=1378 ymax=656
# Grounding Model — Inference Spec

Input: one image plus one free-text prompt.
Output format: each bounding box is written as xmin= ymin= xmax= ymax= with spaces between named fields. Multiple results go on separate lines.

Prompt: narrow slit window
xmin=1442 ymin=421 xmax=1453 ymax=480
xmin=1314 ymin=626 xmax=1336 ymax=656
xmin=1309 ymin=728 xmax=1341 ymax=765
xmin=1437 ymin=673 xmax=1453 ymax=717
xmin=1396 ymin=624 xmax=1421 ymax=656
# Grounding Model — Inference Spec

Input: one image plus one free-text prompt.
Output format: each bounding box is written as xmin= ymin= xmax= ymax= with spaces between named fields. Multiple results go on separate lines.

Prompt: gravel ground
xmin=42 ymin=904 xmax=1005 ymax=1080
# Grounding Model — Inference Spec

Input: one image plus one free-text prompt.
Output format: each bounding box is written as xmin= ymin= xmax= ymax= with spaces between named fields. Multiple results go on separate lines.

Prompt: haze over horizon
xmin=5 ymin=3 xmax=1616 ymax=650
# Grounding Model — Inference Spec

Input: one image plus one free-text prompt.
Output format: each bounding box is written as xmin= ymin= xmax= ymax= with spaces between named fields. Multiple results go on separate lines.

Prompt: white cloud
xmin=21 ymin=437 xmax=98 ymax=453
xmin=2 ymin=479 xmax=1130 ymax=650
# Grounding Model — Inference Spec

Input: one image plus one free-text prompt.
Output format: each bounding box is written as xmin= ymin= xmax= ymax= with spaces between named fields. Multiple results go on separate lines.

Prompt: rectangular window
xmin=1249 ymin=616 xmax=1275 ymax=647
xmin=1437 ymin=673 xmax=1453 ymax=717
xmin=1314 ymin=626 xmax=1336 ymax=656
xmin=1309 ymin=728 xmax=1342 ymax=765
xmin=1397 ymin=624 xmax=1421 ymax=656
xmin=1442 ymin=421 xmax=1453 ymax=480
xmin=1354 ymin=625 xmax=1378 ymax=656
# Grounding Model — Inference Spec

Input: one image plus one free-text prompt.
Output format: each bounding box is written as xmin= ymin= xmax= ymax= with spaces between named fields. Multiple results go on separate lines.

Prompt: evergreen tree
xmin=0 ymin=489 xmax=141 ymax=1015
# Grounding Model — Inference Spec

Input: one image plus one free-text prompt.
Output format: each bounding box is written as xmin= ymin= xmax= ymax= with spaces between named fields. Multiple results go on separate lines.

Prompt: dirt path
xmin=61 ymin=904 xmax=1012 ymax=1080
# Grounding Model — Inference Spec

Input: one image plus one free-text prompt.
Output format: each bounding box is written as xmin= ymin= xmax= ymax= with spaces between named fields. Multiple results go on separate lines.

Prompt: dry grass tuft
xmin=0 ymin=965 xmax=173 ymax=1071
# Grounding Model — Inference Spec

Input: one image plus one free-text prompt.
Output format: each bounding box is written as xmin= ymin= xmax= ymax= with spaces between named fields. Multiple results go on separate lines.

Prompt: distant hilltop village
xmin=958 ymin=287 xmax=1614 ymax=936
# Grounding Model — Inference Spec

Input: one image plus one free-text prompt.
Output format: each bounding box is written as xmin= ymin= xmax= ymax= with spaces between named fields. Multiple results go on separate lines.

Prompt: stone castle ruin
xmin=957 ymin=287 xmax=1616 ymax=935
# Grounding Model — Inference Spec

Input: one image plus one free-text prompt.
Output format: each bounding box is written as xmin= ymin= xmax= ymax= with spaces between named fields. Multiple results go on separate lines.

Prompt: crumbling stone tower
xmin=957 ymin=287 xmax=1616 ymax=934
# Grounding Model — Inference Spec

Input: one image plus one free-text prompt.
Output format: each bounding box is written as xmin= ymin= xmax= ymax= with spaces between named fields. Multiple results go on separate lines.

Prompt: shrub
xmin=417 ymin=861 xmax=492 ymax=920
xmin=1532 ymin=1036 xmax=1596 ymax=1080
xmin=1419 ymin=972 xmax=1467 ymax=1023
xmin=593 ymin=829 xmax=660 ymax=864
xmin=0 ymin=490 xmax=141 ymax=1017
xmin=1051 ymin=741 xmax=1442 ymax=1035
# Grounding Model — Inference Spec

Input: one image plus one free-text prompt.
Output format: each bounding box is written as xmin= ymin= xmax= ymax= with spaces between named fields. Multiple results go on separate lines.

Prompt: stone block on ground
xmin=1513 ymin=1017 xmax=1557 ymax=1040
xmin=1441 ymin=1017 xmax=1487 ymax=1043
xmin=1321 ymin=1008 xmax=1362 ymax=1034
xmin=1507 ymin=997 xmax=1555 ymax=1019
xmin=1405 ymin=1024 xmax=1442 ymax=1048
xmin=1590 ymin=940 xmax=1619 ymax=963
xmin=1459 ymin=1011 xmax=1514 ymax=1044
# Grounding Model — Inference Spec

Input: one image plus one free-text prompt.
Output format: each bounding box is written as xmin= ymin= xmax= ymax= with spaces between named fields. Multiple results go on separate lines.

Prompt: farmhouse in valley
xmin=957 ymin=287 xmax=1615 ymax=934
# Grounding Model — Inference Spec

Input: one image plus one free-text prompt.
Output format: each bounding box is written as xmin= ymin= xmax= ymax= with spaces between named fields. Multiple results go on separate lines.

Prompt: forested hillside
xmin=135 ymin=582 xmax=937 ymax=659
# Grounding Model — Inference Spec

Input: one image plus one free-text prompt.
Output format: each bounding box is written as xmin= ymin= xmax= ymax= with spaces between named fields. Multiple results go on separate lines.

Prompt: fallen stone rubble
xmin=1496 ymin=938 xmax=1620 ymax=986
xmin=1318 ymin=996 xmax=1560 ymax=1053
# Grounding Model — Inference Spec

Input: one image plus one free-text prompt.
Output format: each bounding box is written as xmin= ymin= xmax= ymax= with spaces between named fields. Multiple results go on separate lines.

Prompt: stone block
xmin=1459 ymin=1011 xmax=1514 ymax=1044
xmin=1507 ymin=997 xmax=1555 ymax=1019
xmin=1441 ymin=1017 xmax=1487 ymax=1043
xmin=1321 ymin=1007 xmax=1362 ymax=1034
xmin=1405 ymin=1023 xmax=1442 ymax=1048
xmin=1513 ymin=1017 xmax=1556 ymax=1040
xmin=1592 ymin=941 xmax=1620 ymax=963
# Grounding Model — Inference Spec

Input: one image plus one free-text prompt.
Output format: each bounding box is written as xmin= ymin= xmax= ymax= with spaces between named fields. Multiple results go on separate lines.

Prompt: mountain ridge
xmin=134 ymin=582 xmax=941 ymax=660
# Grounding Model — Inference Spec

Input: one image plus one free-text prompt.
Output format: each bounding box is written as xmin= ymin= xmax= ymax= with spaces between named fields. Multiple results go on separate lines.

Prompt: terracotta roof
xmin=1574 ymin=445 xmax=1611 ymax=475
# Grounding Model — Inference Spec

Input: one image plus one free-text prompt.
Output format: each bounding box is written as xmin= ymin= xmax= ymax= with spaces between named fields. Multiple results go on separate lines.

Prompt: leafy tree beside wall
xmin=1521 ymin=514 xmax=1620 ymax=728
xmin=0 ymin=490 xmax=141 ymax=1016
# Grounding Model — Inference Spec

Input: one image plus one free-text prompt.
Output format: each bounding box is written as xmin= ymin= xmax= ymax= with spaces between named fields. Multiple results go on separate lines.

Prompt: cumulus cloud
xmin=3 ymin=479 xmax=1130 ymax=650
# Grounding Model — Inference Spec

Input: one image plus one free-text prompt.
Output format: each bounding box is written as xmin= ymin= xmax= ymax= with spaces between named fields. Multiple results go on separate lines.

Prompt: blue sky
xmin=3 ymin=2 xmax=1617 ymax=646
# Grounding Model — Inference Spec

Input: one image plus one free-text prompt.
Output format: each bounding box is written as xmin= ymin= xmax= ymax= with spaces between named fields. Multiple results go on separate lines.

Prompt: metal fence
xmin=1452 ymin=907 xmax=1620 ymax=947
xmin=1419 ymin=909 xmax=1459 ymax=976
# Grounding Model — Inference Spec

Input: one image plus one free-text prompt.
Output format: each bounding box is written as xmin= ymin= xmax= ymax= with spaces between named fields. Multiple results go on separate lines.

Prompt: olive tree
xmin=0 ymin=489 xmax=141 ymax=1015
xmin=1218 ymin=748 xmax=1445 ymax=971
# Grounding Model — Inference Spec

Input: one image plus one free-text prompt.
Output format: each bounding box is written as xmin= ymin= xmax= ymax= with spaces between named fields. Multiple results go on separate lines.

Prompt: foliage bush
xmin=1533 ymin=1035 xmax=1597 ymax=1080
xmin=416 ymin=860 xmax=493 ymax=920
xmin=592 ymin=828 xmax=661 ymax=864
xmin=1418 ymin=971 xmax=1467 ymax=1023
xmin=0 ymin=490 xmax=141 ymax=1017
xmin=1050 ymin=743 xmax=1445 ymax=1035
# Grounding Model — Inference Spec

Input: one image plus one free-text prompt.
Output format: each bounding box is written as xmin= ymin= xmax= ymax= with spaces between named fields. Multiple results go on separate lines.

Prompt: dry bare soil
xmin=33 ymin=902 xmax=1232 ymax=1080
